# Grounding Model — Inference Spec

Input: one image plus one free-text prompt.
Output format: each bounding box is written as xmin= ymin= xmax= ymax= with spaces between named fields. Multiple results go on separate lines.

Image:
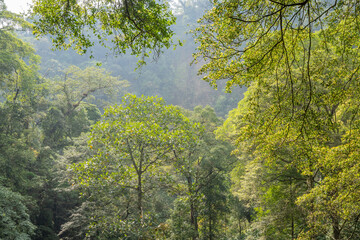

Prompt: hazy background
xmin=4 ymin=0 xmax=31 ymax=13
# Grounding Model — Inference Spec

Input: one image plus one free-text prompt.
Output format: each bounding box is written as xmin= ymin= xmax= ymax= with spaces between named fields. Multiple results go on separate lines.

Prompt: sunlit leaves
xmin=216 ymin=23 xmax=360 ymax=238
xmin=71 ymin=94 xmax=202 ymax=237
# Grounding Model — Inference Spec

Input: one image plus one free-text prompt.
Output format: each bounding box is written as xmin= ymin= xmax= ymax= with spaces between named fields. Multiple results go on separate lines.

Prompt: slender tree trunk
xmin=291 ymin=215 xmax=295 ymax=239
xmin=209 ymin=204 xmax=213 ymax=240
xmin=290 ymin=177 xmax=295 ymax=240
xmin=138 ymin=147 xmax=144 ymax=224
xmin=137 ymin=170 xmax=144 ymax=240
xmin=190 ymin=199 xmax=199 ymax=240
xmin=332 ymin=216 xmax=341 ymax=240
xmin=187 ymin=175 xmax=199 ymax=240
xmin=239 ymin=218 xmax=242 ymax=237
xmin=138 ymin=171 xmax=143 ymax=221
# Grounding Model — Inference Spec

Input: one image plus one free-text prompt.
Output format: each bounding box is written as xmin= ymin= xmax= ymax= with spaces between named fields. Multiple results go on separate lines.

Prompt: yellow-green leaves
xmin=71 ymin=94 xmax=202 ymax=237
xmin=214 ymin=16 xmax=360 ymax=238
xmin=193 ymin=0 xmax=360 ymax=93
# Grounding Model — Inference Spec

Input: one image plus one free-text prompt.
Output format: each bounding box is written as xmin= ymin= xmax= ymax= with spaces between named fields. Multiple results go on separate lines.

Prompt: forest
xmin=1 ymin=0 xmax=360 ymax=239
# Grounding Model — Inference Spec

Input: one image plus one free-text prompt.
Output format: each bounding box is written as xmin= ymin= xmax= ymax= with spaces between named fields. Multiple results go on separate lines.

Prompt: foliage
xmin=0 ymin=186 xmax=35 ymax=240
xmin=50 ymin=65 xmax=129 ymax=110
xmin=31 ymin=0 xmax=176 ymax=63
xmin=169 ymin=106 xmax=236 ymax=239
xmin=41 ymin=65 xmax=125 ymax=150
xmin=70 ymin=94 xmax=202 ymax=238
xmin=193 ymin=0 xmax=360 ymax=238
xmin=11 ymin=0 xmax=360 ymax=239
xmin=215 ymin=29 xmax=360 ymax=238
xmin=20 ymin=0 xmax=242 ymax=117
xmin=193 ymin=0 xmax=359 ymax=91
xmin=168 ymin=197 xmax=197 ymax=240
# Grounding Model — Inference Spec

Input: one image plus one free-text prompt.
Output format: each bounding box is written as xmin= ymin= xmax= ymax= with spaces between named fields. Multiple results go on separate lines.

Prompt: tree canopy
xmin=71 ymin=94 xmax=202 ymax=238
xmin=193 ymin=0 xmax=360 ymax=91
xmin=214 ymin=26 xmax=360 ymax=240
xmin=31 ymin=0 xmax=176 ymax=62
xmin=192 ymin=0 xmax=360 ymax=239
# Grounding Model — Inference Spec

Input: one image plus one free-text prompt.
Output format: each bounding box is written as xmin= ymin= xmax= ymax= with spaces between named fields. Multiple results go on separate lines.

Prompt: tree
xmin=35 ymin=65 xmax=125 ymax=237
xmin=194 ymin=0 xmax=360 ymax=238
xmin=50 ymin=65 xmax=128 ymax=111
xmin=215 ymin=32 xmax=360 ymax=239
xmin=31 ymin=0 xmax=176 ymax=62
xmin=169 ymin=106 xmax=236 ymax=240
xmin=71 ymin=94 xmax=202 ymax=238
xmin=41 ymin=65 xmax=126 ymax=150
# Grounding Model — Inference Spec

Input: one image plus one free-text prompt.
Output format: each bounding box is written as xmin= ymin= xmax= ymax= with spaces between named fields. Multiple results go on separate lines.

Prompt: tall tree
xmin=194 ymin=0 xmax=360 ymax=238
xmin=216 ymin=33 xmax=360 ymax=239
xmin=71 ymin=94 xmax=202 ymax=238
xmin=41 ymin=65 xmax=126 ymax=150
xmin=169 ymin=106 xmax=236 ymax=240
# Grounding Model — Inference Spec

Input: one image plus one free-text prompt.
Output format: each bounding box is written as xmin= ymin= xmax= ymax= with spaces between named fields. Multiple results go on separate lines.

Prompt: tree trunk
xmin=239 ymin=218 xmax=242 ymax=237
xmin=209 ymin=204 xmax=213 ymax=240
xmin=332 ymin=216 xmax=341 ymax=240
xmin=291 ymin=215 xmax=295 ymax=239
xmin=138 ymin=171 xmax=143 ymax=221
xmin=187 ymin=176 xmax=199 ymax=240
xmin=137 ymin=170 xmax=144 ymax=240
